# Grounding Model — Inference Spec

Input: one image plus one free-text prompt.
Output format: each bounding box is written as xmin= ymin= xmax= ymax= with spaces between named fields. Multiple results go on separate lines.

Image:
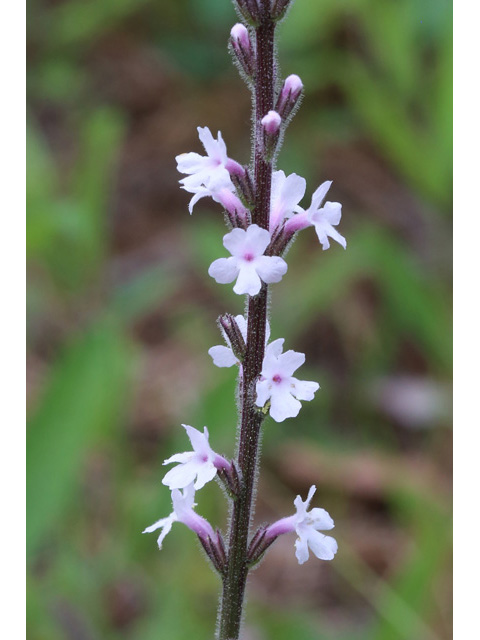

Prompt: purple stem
xmin=217 ymin=12 xmax=276 ymax=640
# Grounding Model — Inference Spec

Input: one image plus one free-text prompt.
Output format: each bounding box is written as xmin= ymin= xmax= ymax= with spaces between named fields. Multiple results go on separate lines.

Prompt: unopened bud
xmin=261 ymin=110 xmax=282 ymax=135
xmin=219 ymin=313 xmax=246 ymax=363
xmin=230 ymin=165 xmax=255 ymax=208
xmin=216 ymin=188 xmax=250 ymax=228
xmin=231 ymin=23 xmax=250 ymax=51
xmin=275 ymin=74 xmax=304 ymax=120
xmin=229 ymin=23 xmax=255 ymax=80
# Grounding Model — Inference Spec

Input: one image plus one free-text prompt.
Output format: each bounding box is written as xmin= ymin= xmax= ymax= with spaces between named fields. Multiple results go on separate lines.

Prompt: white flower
xmin=269 ymin=170 xmax=306 ymax=232
xmin=293 ymin=486 xmax=338 ymax=564
xmin=265 ymin=486 xmax=337 ymax=564
xmin=176 ymin=126 xmax=244 ymax=213
xmin=162 ymin=424 xmax=228 ymax=490
xmin=208 ymin=315 xmax=270 ymax=368
xmin=255 ymin=338 xmax=319 ymax=422
xmin=298 ymin=181 xmax=346 ymax=250
xmin=143 ymin=483 xmax=215 ymax=549
xmin=208 ymin=224 xmax=287 ymax=296
xmin=176 ymin=126 xmax=231 ymax=190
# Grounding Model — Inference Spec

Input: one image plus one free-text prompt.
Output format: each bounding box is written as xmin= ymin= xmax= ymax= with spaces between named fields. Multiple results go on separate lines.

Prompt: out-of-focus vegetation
xmin=27 ymin=0 xmax=452 ymax=638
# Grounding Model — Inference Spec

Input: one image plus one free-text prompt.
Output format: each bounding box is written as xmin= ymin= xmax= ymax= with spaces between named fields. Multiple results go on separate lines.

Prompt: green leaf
xmin=27 ymin=319 xmax=132 ymax=558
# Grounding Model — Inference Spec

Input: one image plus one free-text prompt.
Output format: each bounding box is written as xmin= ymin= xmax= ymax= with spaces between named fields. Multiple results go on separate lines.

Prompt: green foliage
xmin=27 ymin=319 xmax=132 ymax=558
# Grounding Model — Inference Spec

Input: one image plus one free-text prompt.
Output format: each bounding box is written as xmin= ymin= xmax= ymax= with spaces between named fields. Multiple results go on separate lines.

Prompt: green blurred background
xmin=26 ymin=0 xmax=452 ymax=638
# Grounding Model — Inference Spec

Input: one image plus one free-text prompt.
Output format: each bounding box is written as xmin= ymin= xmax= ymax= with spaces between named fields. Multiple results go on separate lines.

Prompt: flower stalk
xmin=144 ymin=1 xmax=345 ymax=637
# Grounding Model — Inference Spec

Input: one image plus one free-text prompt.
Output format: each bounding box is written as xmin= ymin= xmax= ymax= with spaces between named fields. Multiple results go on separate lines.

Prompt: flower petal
xmin=255 ymin=255 xmax=288 ymax=284
xmin=291 ymin=378 xmax=319 ymax=401
xmin=182 ymin=424 xmax=211 ymax=458
xmin=309 ymin=507 xmax=335 ymax=530
xmin=222 ymin=228 xmax=248 ymax=256
xmin=255 ymin=379 xmax=272 ymax=408
xmin=208 ymin=257 xmax=239 ymax=284
xmin=244 ymin=224 xmax=271 ymax=256
xmin=306 ymin=530 xmax=338 ymax=561
xmin=234 ymin=314 xmax=248 ymax=341
xmin=269 ymin=388 xmax=302 ymax=422
xmin=233 ymin=264 xmax=262 ymax=296
xmin=208 ymin=345 xmax=238 ymax=368
xmin=162 ymin=461 xmax=198 ymax=489
xmin=322 ymin=201 xmax=342 ymax=226
xmin=176 ymin=152 xmax=206 ymax=175
xmin=278 ymin=349 xmax=305 ymax=376
xmin=163 ymin=452 xmax=193 ymax=466
xmin=295 ymin=535 xmax=310 ymax=564
xmin=197 ymin=126 xmax=222 ymax=161
xmin=310 ymin=180 xmax=332 ymax=210
xmin=194 ymin=462 xmax=218 ymax=490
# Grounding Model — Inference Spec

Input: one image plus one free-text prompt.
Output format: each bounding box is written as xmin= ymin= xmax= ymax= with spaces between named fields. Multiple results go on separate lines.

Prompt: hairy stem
xmin=217 ymin=16 xmax=276 ymax=640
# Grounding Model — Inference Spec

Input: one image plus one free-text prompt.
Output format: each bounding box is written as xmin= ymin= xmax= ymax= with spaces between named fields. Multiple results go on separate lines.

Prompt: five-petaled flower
xmin=162 ymin=424 xmax=230 ymax=490
xmin=285 ymin=180 xmax=346 ymax=250
xmin=208 ymin=224 xmax=288 ymax=296
xmin=143 ymin=483 xmax=215 ymax=549
xmin=265 ymin=485 xmax=338 ymax=564
xmin=176 ymin=126 xmax=244 ymax=213
xmin=255 ymin=338 xmax=319 ymax=422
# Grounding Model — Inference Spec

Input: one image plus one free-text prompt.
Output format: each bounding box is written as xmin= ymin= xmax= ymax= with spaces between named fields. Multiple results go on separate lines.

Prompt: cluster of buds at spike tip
xmin=230 ymin=24 xmax=255 ymax=81
xmin=275 ymin=74 xmax=304 ymax=121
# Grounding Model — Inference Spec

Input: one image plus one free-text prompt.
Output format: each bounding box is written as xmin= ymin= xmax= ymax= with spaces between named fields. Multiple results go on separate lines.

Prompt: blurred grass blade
xmin=27 ymin=319 xmax=132 ymax=558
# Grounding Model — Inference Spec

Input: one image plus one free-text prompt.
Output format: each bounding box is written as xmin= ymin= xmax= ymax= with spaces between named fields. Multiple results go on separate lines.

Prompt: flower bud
xmin=216 ymin=188 xmax=250 ymax=228
xmin=261 ymin=110 xmax=282 ymax=161
xmin=219 ymin=313 xmax=247 ymax=363
xmin=270 ymin=0 xmax=292 ymax=21
xmin=231 ymin=23 xmax=250 ymax=51
xmin=275 ymin=74 xmax=304 ymax=120
xmin=230 ymin=165 xmax=255 ymax=208
xmin=261 ymin=110 xmax=282 ymax=135
xmin=229 ymin=23 xmax=255 ymax=80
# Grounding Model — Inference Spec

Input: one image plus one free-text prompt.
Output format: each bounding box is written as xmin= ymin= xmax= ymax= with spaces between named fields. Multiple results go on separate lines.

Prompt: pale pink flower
xmin=255 ymin=338 xmax=319 ymax=422
xmin=162 ymin=424 xmax=229 ymax=491
xmin=286 ymin=180 xmax=346 ymax=249
xmin=208 ymin=224 xmax=287 ymax=296
xmin=265 ymin=485 xmax=337 ymax=564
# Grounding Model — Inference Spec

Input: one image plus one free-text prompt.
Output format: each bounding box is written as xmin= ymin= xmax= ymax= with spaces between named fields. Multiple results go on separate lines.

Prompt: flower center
xmin=243 ymin=252 xmax=254 ymax=262
xmin=272 ymin=374 xmax=282 ymax=384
